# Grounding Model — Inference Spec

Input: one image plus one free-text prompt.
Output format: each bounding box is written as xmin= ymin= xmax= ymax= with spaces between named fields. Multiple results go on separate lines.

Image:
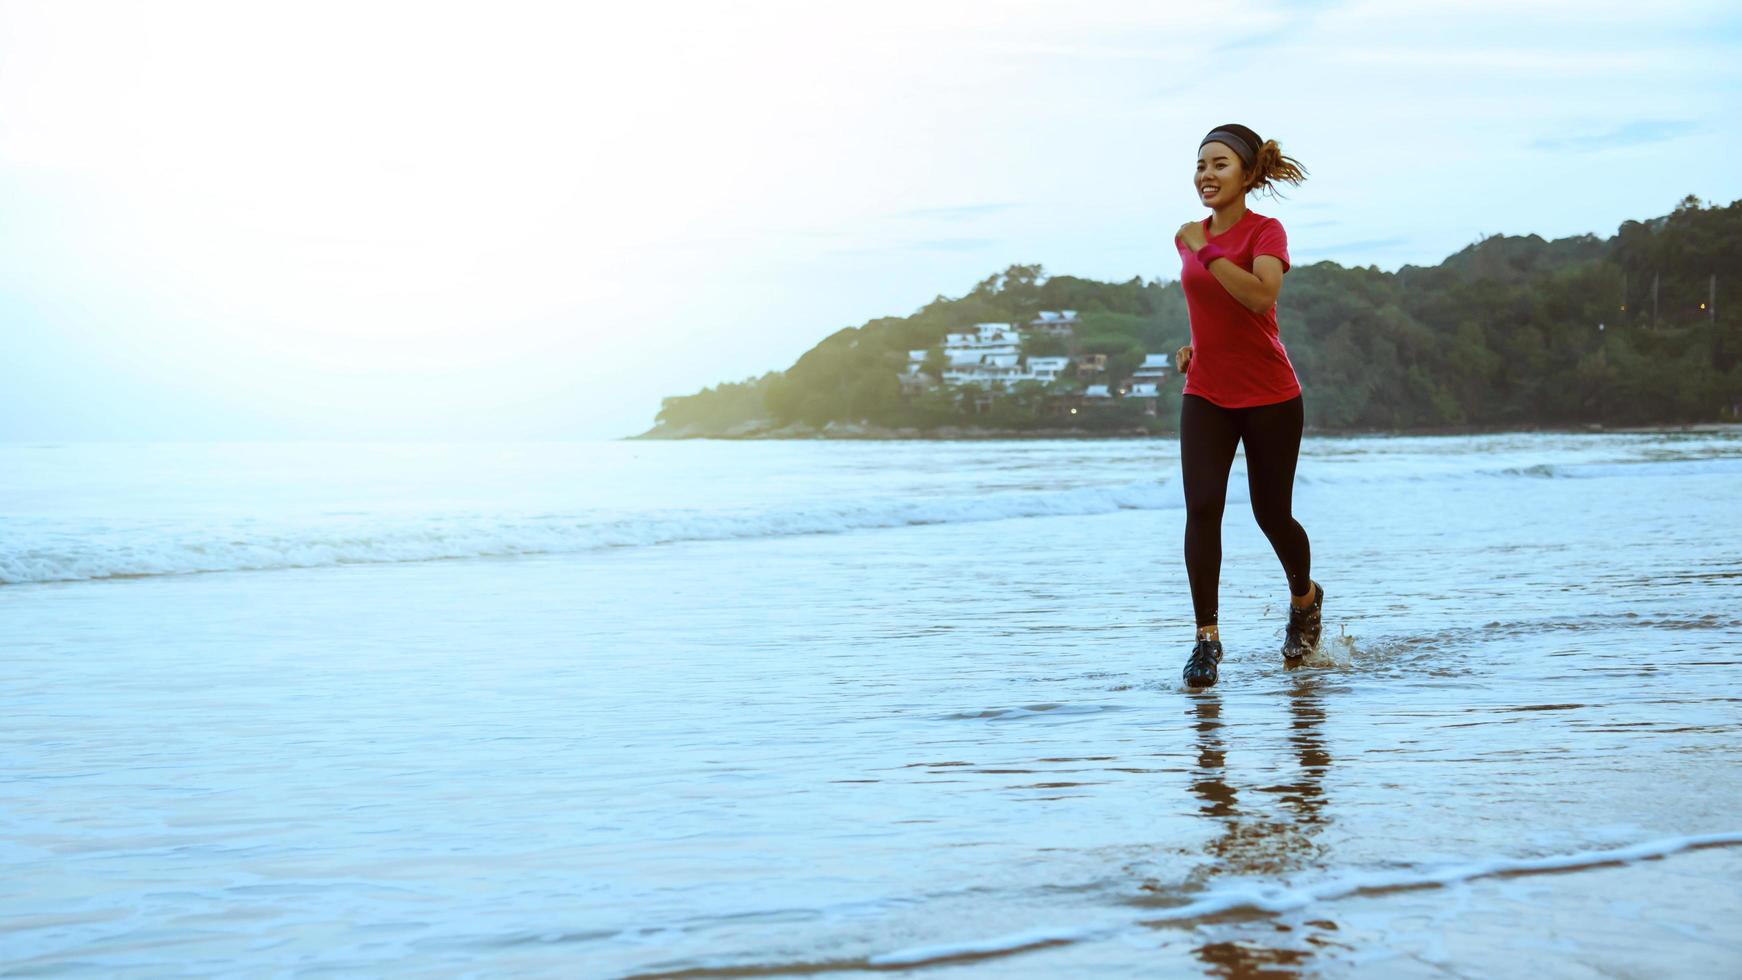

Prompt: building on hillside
xmin=1025 ymin=356 xmax=1071 ymax=382
xmin=1075 ymin=353 xmax=1109 ymax=379
xmin=1042 ymin=382 xmax=1114 ymax=419
xmin=901 ymin=323 xmax=1086 ymax=411
xmin=1124 ymin=381 xmax=1160 ymax=416
xmin=1027 ymin=310 xmax=1079 ymax=337
xmin=943 ymin=353 xmax=1028 ymax=386
xmin=939 ymin=322 xmax=1033 ymax=387
xmin=944 ymin=322 xmax=1021 ymax=354
xmin=1132 ymin=353 xmax=1172 ymax=383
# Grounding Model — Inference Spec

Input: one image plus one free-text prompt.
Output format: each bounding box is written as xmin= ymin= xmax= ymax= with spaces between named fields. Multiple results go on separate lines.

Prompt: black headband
xmin=1200 ymin=128 xmax=1258 ymax=169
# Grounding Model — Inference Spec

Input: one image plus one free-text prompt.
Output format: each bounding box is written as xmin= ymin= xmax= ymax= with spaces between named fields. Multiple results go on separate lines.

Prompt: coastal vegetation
xmin=640 ymin=196 xmax=1741 ymax=438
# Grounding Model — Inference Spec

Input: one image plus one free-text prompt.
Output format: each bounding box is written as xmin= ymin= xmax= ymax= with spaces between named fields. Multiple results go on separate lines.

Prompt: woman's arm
xmin=1204 ymin=254 xmax=1284 ymax=314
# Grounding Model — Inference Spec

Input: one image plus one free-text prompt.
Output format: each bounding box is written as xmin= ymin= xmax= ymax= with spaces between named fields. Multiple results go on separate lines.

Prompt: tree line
xmin=648 ymin=195 xmax=1741 ymax=435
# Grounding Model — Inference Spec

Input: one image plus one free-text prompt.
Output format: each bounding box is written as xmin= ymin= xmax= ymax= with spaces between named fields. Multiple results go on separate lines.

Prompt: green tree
xmin=647 ymin=196 xmax=1742 ymax=436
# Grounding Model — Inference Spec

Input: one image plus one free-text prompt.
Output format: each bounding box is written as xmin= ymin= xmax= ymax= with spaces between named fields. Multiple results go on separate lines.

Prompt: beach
xmin=3 ymin=432 xmax=1739 ymax=976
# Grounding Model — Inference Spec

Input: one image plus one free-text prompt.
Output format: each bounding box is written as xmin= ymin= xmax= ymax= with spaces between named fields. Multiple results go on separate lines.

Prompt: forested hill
xmin=635 ymin=195 xmax=1742 ymax=438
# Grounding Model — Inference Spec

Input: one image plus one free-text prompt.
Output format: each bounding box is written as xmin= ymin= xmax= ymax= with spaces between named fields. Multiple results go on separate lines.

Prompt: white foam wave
xmin=866 ymin=829 xmax=1742 ymax=967
xmin=1292 ymin=456 xmax=1742 ymax=484
xmin=1 ymin=479 xmax=1187 ymax=586
xmin=1488 ymin=458 xmax=1742 ymax=480
xmin=9 ymin=452 xmax=1735 ymax=587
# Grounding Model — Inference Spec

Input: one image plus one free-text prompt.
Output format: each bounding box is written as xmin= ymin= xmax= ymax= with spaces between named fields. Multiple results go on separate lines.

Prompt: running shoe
xmin=1281 ymin=580 xmax=1324 ymax=665
xmin=1183 ymin=637 xmax=1223 ymax=688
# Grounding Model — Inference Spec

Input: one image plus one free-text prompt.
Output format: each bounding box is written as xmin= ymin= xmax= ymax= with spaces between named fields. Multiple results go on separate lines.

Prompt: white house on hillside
xmin=940 ymin=322 xmax=1026 ymax=384
xmin=1132 ymin=353 xmax=1172 ymax=383
xmin=944 ymin=322 xmax=1021 ymax=353
xmin=943 ymin=352 xmax=1028 ymax=386
xmin=1028 ymin=310 xmax=1078 ymax=336
xmin=905 ymin=320 xmax=1109 ymax=394
xmin=1025 ymin=356 xmax=1070 ymax=382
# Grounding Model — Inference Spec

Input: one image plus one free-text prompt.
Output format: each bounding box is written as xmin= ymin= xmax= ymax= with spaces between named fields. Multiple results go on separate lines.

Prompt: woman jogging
xmin=1173 ymin=123 xmax=1321 ymax=688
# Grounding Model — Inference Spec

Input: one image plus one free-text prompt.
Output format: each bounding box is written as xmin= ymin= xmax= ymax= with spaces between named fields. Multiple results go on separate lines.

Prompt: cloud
xmin=1530 ymin=119 xmax=1701 ymax=152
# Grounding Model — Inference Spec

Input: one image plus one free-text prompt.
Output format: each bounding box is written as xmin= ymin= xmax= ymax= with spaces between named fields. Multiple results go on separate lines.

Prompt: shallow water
xmin=3 ymin=432 xmax=1740 ymax=976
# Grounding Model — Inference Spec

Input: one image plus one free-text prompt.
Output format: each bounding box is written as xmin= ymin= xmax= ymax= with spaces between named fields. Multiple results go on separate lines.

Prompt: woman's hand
xmin=1176 ymin=344 xmax=1192 ymax=374
xmin=1177 ymin=220 xmax=1207 ymax=252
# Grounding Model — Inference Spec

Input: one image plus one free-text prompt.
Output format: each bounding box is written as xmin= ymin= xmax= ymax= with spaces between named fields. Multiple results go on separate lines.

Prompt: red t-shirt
xmin=1174 ymin=208 xmax=1301 ymax=408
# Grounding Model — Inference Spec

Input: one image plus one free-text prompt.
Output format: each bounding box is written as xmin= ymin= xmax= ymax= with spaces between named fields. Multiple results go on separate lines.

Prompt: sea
xmin=3 ymin=430 xmax=1740 ymax=977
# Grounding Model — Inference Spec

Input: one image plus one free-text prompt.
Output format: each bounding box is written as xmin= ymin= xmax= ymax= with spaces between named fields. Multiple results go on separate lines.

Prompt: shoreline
xmin=626 ymin=420 xmax=1742 ymax=441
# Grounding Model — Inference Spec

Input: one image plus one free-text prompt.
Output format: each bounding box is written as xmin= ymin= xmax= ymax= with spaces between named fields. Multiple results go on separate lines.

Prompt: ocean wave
xmin=0 ymin=479 xmax=1190 ymax=586
xmin=864 ymin=829 xmax=1742 ymax=968
xmin=1486 ymin=457 xmax=1742 ymax=479
xmin=1283 ymin=455 xmax=1742 ymax=484
xmin=8 ymin=452 xmax=1737 ymax=587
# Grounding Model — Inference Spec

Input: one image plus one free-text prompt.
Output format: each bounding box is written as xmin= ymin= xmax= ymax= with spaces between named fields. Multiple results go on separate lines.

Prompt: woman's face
xmin=1196 ymin=141 xmax=1246 ymax=207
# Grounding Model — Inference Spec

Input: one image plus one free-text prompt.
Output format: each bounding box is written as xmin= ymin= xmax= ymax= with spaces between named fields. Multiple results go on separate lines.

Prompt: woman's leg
xmin=1180 ymin=394 xmax=1242 ymax=631
xmin=1240 ymin=394 xmax=1312 ymax=599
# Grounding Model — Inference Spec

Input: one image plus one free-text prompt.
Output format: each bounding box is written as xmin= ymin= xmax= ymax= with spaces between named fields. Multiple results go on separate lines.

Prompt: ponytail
xmin=1247 ymin=138 xmax=1309 ymax=199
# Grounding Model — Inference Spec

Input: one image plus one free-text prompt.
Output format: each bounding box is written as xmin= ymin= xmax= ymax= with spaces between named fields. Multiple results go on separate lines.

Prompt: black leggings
xmin=1180 ymin=392 xmax=1312 ymax=627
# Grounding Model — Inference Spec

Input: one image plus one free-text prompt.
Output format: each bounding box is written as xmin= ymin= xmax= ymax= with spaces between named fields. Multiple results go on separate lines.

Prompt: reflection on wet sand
xmin=1184 ymin=679 xmax=1343 ymax=977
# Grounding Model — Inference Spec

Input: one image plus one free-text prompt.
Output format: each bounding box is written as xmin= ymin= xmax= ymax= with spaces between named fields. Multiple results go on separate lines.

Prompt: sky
xmin=1 ymin=0 xmax=1738 ymax=442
